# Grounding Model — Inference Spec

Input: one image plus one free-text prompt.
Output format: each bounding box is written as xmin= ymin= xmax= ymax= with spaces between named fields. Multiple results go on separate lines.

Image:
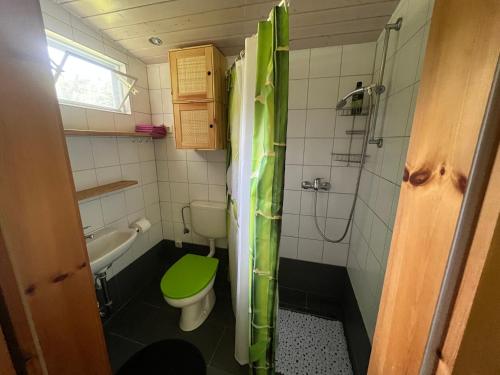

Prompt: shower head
xmin=335 ymin=83 xmax=383 ymax=109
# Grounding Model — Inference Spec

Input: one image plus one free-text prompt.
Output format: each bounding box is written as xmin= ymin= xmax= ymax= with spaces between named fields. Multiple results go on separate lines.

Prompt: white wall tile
xmin=86 ymin=109 xmax=115 ymax=131
xmin=189 ymin=183 xmax=209 ymax=201
xmin=96 ymin=165 xmax=122 ymax=185
xmin=302 ymin=165 xmax=330 ymax=184
xmin=279 ymin=236 xmax=298 ymax=259
xmin=382 ymin=86 xmax=413 ymax=137
xmin=307 ymin=77 xmax=339 ymax=109
xmin=327 ymin=193 xmax=354 ymax=219
xmin=207 ymin=162 xmax=226 ymax=185
xmin=145 ymin=203 xmax=161 ymax=224
xmin=125 ymin=187 xmax=144 ymax=214
xmin=147 ymin=65 xmax=161 ymax=90
xmin=380 ymin=138 xmax=404 ymax=183
xmin=159 ymin=63 xmax=171 ymax=89
xmin=208 ymin=185 xmax=226 ymax=202
xmin=141 ymin=161 xmax=157 ymax=184
xmin=287 ymin=110 xmax=307 ymax=138
xmin=297 ymin=239 xmax=323 ymax=262
xmin=168 ymin=160 xmax=188 ymax=182
xmin=60 ymin=105 xmax=88 ymax=130
xmin=323 ymin=242 xmax=349 ymax=266
xmin=138 ymin=140 xmax=155 ymax=161
xmin=170 ymin=182 xmax=189 ymax=203
xmin=288 ymin=79 xmax=308 ymax=109
xmin=300 ymin=191 xmax=328 ymax=217
xmin=370 ymin=214 xmax=388 ymax=263
xmin=121 ymin=163 xmax=142 ymax=184
xmin=289 ymin=49 xmax=310 ymax=79
xmin=143 ymin=182 xmax=159 ymax=206
xmin=285 ymin=138 xmax=304 ymax=165
xmin=331 ymin=167 xmax=359 ymax=193
xmin=101 ymin=192 xmax=126 ymax=224
xmin=309 ymin=46 xmax=342 ymax=78
xmin=283 ymin=190 xmax=301 ymax=214
xmin=305 ymin=109 xmax=335 ymax=138
xmin=374 ymin=178 xmax=396 ymax=224
xmin=91 ymin=137 xmax=119 ymax=168
xmin=158 ymin=181 xmax=171 ymax=202
xmin=341 ymin=42 xmax=376 ymax=76
xmin=282 ymin=214 xmax=300 ymax=237
xmin=66 ymin=137 xmax=94 ymax=171
xmin=117 ymin=138 xmax=139 ymax=164
xmin=187 ymin=161 xmax=208 ymax=184
xmin=73 ymin=170 xmax=97 ymax=190
xmin=166 ymin=137 xmax=186 ymax=160
xmin=79 ymin=199 xmax=104 ymax=231
xmin=299 ymin=215 xmax=325 ymax=241
xmin=325 ymin=218 xmax=350 ymax=243
xmin=149 ymin=89 xmax=163 ymax=114
xmin=303 ymin=138 xmax=332 ymax=166
xmin=284 ymin=165 xmax=303 ymax=190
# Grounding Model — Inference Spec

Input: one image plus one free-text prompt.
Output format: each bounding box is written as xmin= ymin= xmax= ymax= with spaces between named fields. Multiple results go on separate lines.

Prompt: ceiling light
xmin=148 ymin=36 xmax=163 ymax=46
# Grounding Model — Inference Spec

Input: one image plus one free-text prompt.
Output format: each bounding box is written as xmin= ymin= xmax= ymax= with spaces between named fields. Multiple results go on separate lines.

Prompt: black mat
xmin=116 ymin=339 xmax=206 ymax=375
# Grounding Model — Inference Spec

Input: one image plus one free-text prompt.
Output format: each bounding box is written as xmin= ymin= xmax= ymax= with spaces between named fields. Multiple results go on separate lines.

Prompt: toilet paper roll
xmin=131 ymin=218 xmax=151 ymax=233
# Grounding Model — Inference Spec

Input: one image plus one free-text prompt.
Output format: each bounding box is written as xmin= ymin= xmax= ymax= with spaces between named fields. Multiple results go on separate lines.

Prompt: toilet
xmin=160 ymin=200 xmax=226 ymax=331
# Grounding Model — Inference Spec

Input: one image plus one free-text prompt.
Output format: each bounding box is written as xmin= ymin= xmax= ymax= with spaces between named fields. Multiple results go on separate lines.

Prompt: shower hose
xmin=313 ymin=94 xmax=373 ymax=243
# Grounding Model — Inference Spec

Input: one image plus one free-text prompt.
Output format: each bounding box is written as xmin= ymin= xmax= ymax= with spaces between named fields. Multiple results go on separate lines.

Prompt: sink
xmin=86 ymin=228 xmax=138 ymax=274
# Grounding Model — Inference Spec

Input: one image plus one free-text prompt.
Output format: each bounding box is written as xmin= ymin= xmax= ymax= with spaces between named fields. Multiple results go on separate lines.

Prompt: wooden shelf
xmin=64 ymin=129 xmax=152 ymax=137
xmin=76 ymin=180 xmax=138 ymax=201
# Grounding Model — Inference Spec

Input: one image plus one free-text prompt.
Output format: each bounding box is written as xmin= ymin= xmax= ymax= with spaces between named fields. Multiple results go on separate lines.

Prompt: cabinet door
xmin=174 ymin=102 xmax=215 ymax=149
xmin=170 ymin=46 xmax=213 ymax=101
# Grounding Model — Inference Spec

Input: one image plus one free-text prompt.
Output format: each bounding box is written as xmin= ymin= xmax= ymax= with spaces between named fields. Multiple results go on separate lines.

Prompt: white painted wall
xmin=348 ymin=0 xmax=434 ymax=340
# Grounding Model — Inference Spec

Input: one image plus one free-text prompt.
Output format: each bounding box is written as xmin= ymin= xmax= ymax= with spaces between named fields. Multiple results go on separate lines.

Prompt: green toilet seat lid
xmin=160 ymin=254 xmax=219 ymax=299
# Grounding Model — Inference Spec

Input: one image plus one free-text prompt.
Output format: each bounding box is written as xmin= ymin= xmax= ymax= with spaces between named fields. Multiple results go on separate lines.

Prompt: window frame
xmin=46 ymin=31 xmax=137 ymax=114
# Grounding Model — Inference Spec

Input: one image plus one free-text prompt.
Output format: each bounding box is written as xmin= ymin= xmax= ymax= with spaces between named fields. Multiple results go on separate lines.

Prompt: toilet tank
xmin=190 ymin=201 xmax=226 ymax=239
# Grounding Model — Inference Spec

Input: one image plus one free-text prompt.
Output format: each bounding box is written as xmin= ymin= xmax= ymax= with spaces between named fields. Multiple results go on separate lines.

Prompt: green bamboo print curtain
xmin=249 ymin=2 xmax=289 ymax=374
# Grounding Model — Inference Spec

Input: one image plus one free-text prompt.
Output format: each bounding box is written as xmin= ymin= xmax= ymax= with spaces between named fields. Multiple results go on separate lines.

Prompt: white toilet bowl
xmin=163 ymin=277 xmax=216 ymax=331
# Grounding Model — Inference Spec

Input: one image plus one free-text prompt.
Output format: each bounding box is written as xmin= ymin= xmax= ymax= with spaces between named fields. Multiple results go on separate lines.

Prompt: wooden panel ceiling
xmin=55 ymin=0 xmax=399 ymax=63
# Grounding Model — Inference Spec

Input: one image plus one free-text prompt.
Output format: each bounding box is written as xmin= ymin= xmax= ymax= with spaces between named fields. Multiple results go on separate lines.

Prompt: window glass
xmin=46 ymin=32 xmax=135 ymax=113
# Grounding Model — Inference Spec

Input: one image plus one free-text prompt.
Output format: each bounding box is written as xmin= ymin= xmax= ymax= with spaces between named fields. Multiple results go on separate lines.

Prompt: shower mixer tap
xmin=301 ymin=178 xmax=331 ymax=191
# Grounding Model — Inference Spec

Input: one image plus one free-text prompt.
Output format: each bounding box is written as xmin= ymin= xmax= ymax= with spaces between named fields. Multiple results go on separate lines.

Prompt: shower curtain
xmin=227 ymin=2 xmax=288 ymax=373
xmin=248 ymin=3 xmax=289 ymax=374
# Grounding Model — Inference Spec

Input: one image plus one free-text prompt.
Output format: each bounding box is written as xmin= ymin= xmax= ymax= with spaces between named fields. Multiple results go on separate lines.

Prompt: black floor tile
xmin=206 ymin=293 xmax=235 ymax=328
xmin=105 ymin=332 xmax=144 ymax=373
xmin=105 ymin=299 xmax=179 ymax=345
xmin=210 ymin=327 xmax=248 ymax=375
xmin=279 ymin=286 xmax=307 ymax=308
xmin=307 ymin=293 xmax=343 ymax=320
xmin=207 ymin=365 xmax=233 ymax=375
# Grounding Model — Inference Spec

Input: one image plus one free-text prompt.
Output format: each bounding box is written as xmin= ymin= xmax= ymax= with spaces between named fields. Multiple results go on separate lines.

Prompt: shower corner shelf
xmin=336 ymin=107 xmax=370 ymax=116
xmin=331 ymin=153 xmax=368 ymax=164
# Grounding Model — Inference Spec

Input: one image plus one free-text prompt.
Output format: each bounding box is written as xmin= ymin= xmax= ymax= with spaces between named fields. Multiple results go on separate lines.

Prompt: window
xmin=46 ymin=31 xmax=136 ymax=113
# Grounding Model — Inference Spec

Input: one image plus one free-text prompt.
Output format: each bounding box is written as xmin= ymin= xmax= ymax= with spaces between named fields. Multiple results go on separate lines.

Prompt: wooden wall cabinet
xmin=169 ymin=45 xmax=226 ymax=150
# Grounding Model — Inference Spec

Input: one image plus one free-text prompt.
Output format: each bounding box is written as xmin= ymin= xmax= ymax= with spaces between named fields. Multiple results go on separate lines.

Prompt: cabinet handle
xmin=207 ymin=71 xmax=211 ymax=76
xmin=209 ymin=124 xmax=214 ymax=128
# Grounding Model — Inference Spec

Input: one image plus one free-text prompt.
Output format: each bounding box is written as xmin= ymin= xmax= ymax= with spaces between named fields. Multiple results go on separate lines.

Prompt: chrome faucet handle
xmin=301 ymin=181 xmax=314 ymax=190
xmin=313 ymin=178 xmax=331 ymax=191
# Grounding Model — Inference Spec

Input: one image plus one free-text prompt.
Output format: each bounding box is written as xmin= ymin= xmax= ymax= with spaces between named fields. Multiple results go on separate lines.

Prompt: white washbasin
xmin=86 ymin=228 xmax=138 ymax=274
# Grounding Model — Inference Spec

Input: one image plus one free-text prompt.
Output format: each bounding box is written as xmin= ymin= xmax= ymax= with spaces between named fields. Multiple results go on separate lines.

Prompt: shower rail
xmin=368 ymin=17 xmax=403 ymax=148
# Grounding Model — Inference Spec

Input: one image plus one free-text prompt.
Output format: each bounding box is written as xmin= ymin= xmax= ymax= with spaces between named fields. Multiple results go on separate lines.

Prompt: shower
xmin=302 ymin=18 xmax=402 ymax=243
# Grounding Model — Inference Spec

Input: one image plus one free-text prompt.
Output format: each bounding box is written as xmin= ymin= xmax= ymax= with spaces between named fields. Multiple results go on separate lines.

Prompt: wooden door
xmin=0 ymin=0 xmax=111 ymax=373
xmin=368 ymin=0 xmax=500 ymax=374
xmin=169 ymin=46 xmax=214 ymax=101
xmin=174 ymin=102 xmax=216 ymax=149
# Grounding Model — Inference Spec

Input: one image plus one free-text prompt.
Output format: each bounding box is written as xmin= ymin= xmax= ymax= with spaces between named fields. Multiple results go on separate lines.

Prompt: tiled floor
xmin=104 ymin=265 xmax=247 ymax=374
xmin=103 ymin=257 xmax=344 ymax=374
